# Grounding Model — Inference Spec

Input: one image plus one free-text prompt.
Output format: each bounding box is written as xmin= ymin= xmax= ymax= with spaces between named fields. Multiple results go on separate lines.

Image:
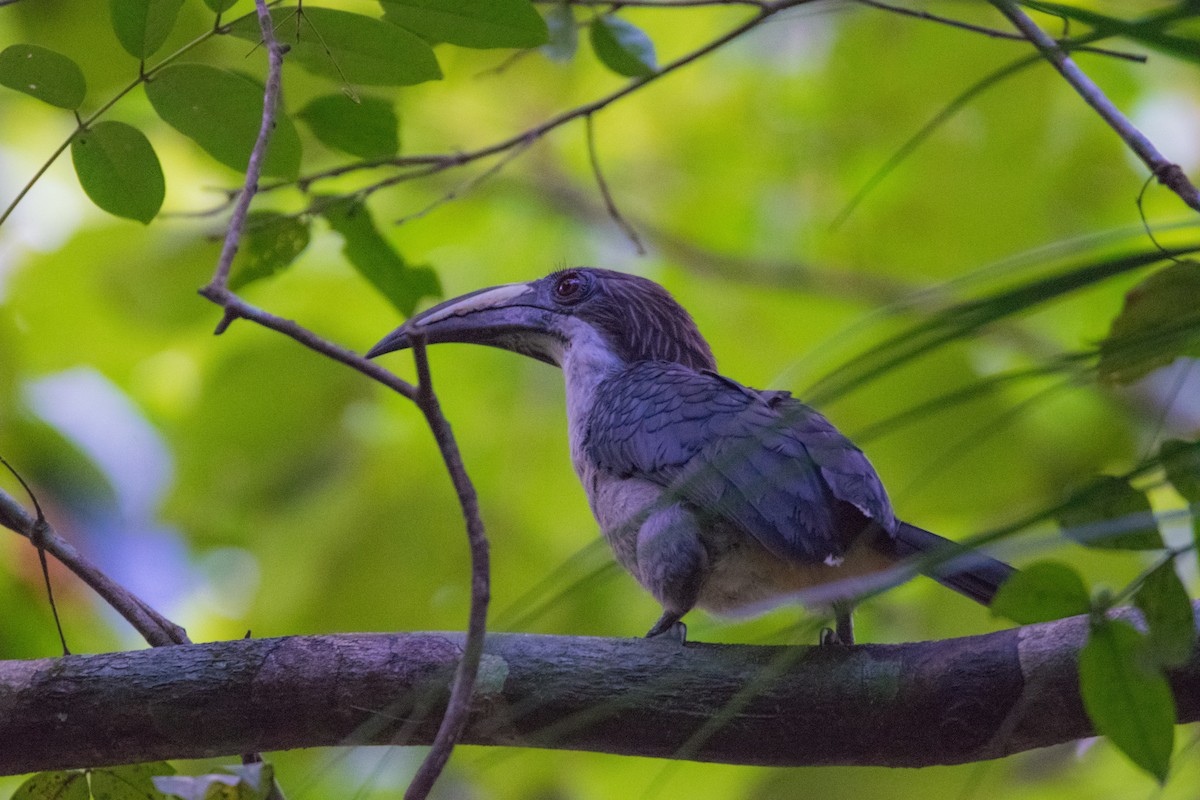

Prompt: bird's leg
xmin=637 ymin=502 xmax=705 ymax=646
xmin=645 ymin=611 xmax=688 ymax=643
xmin=819 ymin=604 xmax=855 ymax=646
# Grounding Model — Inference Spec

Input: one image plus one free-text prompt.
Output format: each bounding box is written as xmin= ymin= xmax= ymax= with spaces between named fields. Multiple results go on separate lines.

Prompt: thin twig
xmin=206 ymin=0 xmax=286 ymax=293
xmin=0 ymin=487 xmax=189 ymax=646
xmin=584 ymin=115 xmax=646 ymax=254
xmin=253 ymin=0 xmax=816 ymax=202
xmin=854 ymin=0 xmax=1146 ymax=62
xmin=405 ymin=339 xmax=491 ymax=800
xmin=990 ymin=0 xmax=1200 ymax=213
xmin=395 ymin=137 xmax=535 ymax=226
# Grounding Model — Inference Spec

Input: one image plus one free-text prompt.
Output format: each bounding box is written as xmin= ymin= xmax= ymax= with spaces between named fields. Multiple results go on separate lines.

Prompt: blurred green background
xmin=1 ymin=0 xmax=1198 ymax=797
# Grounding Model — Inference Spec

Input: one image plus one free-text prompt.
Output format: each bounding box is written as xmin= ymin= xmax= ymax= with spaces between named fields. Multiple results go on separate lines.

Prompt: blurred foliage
xmin=1 ymin=0 xmax=1199 ymax=798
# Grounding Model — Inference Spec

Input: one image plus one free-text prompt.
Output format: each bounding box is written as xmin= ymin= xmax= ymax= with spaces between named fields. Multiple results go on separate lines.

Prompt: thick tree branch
xmin=3 ymin=606 xmax=1198 ymax=775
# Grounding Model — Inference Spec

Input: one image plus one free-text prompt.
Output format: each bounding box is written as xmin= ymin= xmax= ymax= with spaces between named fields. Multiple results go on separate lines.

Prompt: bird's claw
xmin=646 ymin=618 xmax=688 ymax=644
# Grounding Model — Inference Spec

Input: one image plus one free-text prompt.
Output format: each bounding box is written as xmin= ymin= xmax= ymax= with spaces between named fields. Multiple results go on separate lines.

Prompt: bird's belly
xmin=696 ymin=527 xmax=895 ymax=616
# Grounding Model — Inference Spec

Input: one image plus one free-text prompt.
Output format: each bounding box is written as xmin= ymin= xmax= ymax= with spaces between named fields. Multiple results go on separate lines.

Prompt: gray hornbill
xmin=367 ymin=267 xmax=1016 ymax=644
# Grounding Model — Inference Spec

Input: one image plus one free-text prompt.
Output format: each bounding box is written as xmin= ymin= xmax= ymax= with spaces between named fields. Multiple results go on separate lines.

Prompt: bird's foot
xmin=819 ymin=626 xmax=843 ymax=646
xmin=645 ymin=614 xmax=687 ymax=643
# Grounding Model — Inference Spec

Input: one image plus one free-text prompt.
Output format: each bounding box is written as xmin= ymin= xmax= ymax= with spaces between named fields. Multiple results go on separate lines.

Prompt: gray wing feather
xmin=586 ymin=362 xmax=896 ymax=564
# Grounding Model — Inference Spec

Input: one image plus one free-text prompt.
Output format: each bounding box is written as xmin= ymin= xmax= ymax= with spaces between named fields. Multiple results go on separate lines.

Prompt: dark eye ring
xmin=553 ymin=271 xmax=588 ymax=304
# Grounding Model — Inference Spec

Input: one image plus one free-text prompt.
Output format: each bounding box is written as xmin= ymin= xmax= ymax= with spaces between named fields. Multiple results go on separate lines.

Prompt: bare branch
xmin=584 ymin=115 xmax=646 ymax=254
xmin=0 ymin=487 xmax=188 ymax=647
xmin=404 ymin=341 xmax=492 ymax=800
xmin=205 ymin=0 xmax=286 ymax=293
xmin=2 ymin=606 xmax=1198 ymax=775
xmin=854 ymin=0 xmax=1146 ymax=62
xmin=990 ymin=0 xmax=1200 ymax=213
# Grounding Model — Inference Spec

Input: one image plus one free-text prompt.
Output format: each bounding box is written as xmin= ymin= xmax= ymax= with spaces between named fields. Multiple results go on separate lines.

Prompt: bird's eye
xmin=553 ymin=271 xmax=588 ymax=304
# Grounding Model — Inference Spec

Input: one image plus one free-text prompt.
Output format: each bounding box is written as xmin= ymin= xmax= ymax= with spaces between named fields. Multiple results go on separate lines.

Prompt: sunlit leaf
xmin=297 ymin=94 xmax=399 ymax=160
xmin=590 ymin=14 xmax=656 ymax=77
xmin=0 ymin=44 xmax=86 ymax=109
xmin=1098 ymin=261 xmax=1200 ymax=384
xmin=380 ymin=0 xmax=548 ymax=49
xmin=110 ymin=0 xmax=186 ymax=59
xmin=320 ymin=197 xmax=440 ymax=316
xmin=991 ymin=560 xmax=1091 ymax=624
xmin=1135 ymin=558 xmax=1197 ymax=668
xmin=11 ymin=771 xmax=89 ymax=800
xmin=227 ymin=8 xmax=441 ymax=87
xmin=229 ymin=212 xmax=312 ymax=291
xmin=1079 ymin=617 xmax=1175 ymax=783
xmin=71 ymin=121 xmax=165 ymax=224
xmin=145 ymin=63 xmax=302 ymax=179
xmin=91 ymin=761 xmax=175 ymax=799
xmin=542 ymin=2 xmax=577 ymax=63
xmin=1057 ymin=475 xmax=1164 ymax=550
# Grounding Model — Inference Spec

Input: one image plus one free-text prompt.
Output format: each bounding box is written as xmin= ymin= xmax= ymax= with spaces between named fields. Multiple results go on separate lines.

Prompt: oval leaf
xmin=1160 ymin=439 xmax=1200 ymax=502
xmin=90 ymin=762 xmax=176 ymax=800
xmin=1057 ymin=475 xmax=1164 ymax=550
xmin=1079 ymin=618 xmax=1176 ymax=783
xmin=11 ymin=771 xmax=89 ymax=800
xmin=202 ymin=0 xmax=239 ymax=12
xmin=71 ymin=121 xmax=165 ymax=224
xmin=1099 ymin=261 xmax=1200 ymax=385
xmin=227 ymin=8 xmax=441 ymax=87
xmin=229 ymin=212 xmax=312 ymax=291
xmin=0 ymin=44 xmax=86 ymax=109
xmin=145 ymin=63 xmax=302 ymax=179
xmin=380 ymin=0 xmax=548 ymax=49
xmin=319 ymin=197 xmax=440 ymax=316
xmin=110 ymin=0 xmax=186 ymax=59
xmin=590 ymin=14 xmax=656 ymax=78
xmin=297 ymin=94 xmax=399 ymax=160
xmin=991 ymin=560 xmax=1091 ymax=624
xmin=1135 ymin=559 xmax=1197 ymax=668
xmin=541 ymin=2 xmax=577 ymax=63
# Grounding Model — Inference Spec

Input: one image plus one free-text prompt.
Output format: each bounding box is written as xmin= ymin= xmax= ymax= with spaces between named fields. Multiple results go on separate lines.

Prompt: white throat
xmin=557 ymin=319 xmax=626 ymax=478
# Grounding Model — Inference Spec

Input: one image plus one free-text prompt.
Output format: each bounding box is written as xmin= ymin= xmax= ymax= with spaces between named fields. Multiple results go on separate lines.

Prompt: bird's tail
xmin=893 ymin=521 xmax=1016 ymax=606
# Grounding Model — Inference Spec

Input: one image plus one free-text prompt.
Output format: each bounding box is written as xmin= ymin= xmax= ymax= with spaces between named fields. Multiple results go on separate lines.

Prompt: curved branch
xmin=2 ymin=606 xmax=1198 ymax=775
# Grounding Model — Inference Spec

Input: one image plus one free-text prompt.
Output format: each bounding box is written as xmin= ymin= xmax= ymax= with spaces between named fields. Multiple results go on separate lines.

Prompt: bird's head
xmin=366 ymin=267 xmax=716 ymax=371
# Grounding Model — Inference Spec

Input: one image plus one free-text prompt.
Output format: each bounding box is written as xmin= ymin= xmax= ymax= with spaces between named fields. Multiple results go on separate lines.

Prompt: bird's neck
xmin=558 ymin=327 xmax=628 ymax=481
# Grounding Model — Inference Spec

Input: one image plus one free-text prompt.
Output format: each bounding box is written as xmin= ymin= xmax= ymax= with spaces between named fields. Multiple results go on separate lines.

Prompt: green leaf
xmin=11 ymin=771 xmax=89 ymax=800
xmin=0 ymin=44 xmax=86 ymax=109
xmin=1135 ymin=559 xmax=1197 ymax=669
xmin=990 ymin=560 xmax=1091 ymax=624
xmin=71 ymin=121 xmax=165 ymax=224
xmin=541 ymin=3 xmax=577 ymax=63
xmin=297 ymin=94 xmax=399 ymax=160
xmin=91 ymin=762 xmax=175 ymax=799
xmin=110 ymin=0 xmax=186 ymax=59
xmin=145 ymin=63 xmax=302 ymax=179
xmin=1024 ymin=2 xmax=1200 ymax=66
xmin=320 ymin=198 xmax=440 ymax=316
xmin=201 ymin=0 xmax=239 ymax=12
xmin=227 ymin=8 xmax=441 ymax=87
xmin=1160 ymin=439 xmax=1200 ymax=501
xmin=380 ymin=0 xmax=548 ymax=49
xmin=229 ymin=212 xmax=312 ymax=291
xmin=1057 ymin=475 xmax=1165 ymax=550
xmin=1079 ymin=617 xmax=1176 ymax=783
xmin=589 ymin=14 xmax=656 ymax=78
xmin=1098 ymin=261 xmax=1200 ymax=385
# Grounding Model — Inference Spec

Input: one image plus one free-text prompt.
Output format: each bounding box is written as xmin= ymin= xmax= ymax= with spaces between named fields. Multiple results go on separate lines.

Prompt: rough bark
xmin=1 ymin=610 xmax=1197 ymax=776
